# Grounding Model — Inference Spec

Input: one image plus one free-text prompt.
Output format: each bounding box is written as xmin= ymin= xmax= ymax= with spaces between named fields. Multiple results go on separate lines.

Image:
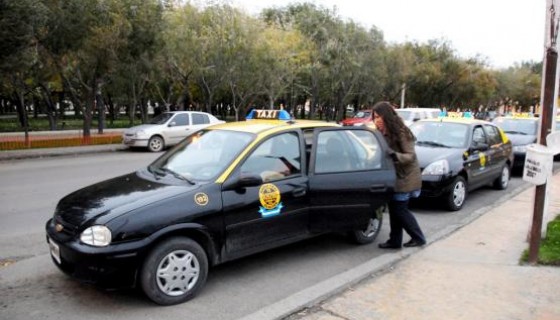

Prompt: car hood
xmin=124 ymin=124 xmax=160 ymax=134
xmin=415 ymin=145 xmax=463 ymax=168
xmin=54 ymin=171 xmax=196 ymax=228
xmin=507 ymin=134 xmax=536 ymax=146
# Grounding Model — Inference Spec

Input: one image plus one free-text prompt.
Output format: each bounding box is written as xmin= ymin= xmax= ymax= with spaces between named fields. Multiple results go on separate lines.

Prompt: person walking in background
xmin=372 ymin=101 xmax=426 ymax=249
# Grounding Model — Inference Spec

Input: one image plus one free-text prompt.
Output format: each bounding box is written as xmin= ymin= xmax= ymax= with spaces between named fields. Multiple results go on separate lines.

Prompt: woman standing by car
xmin=372 ymin=101 xmax=426 ymax=249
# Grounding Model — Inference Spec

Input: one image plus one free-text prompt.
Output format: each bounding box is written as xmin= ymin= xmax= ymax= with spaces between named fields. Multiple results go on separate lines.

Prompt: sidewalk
xmin=0 ymin=143 xmax=127 ymax=161
xmin=285 ymin=173 xmax=560 ymax=320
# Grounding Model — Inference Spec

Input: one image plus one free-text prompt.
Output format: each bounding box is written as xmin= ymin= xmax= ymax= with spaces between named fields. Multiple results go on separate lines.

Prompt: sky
xmin=231 ymin=0 xmax=546 ymax=69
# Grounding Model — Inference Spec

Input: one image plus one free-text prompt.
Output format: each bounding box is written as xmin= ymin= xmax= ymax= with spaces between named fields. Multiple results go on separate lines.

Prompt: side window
xmin=472 ymin=126 xmax=487 ymax=145
xmin=315 ymin=130 xmax=382 ymax=174
xmin=240 ymin=132 xmax=301 ymax=182
xmin=192 ymin=113 xmax=209 ymax=125
xmin=172 ymin=113 xmax=190 ymax=126
xmin=484 ymin=125 xmax=502 ymax=146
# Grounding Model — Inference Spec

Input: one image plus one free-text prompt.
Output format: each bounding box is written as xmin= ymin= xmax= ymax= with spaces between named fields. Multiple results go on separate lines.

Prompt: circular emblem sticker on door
xmin=258 ymin=183 xmax=283 ymax=218
xmin=194 ymin=193 xmax=209 ymax=206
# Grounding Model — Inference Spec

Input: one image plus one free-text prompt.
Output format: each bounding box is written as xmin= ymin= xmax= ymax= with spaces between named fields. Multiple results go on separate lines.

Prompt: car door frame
xmin=307 ymin=127 xmax=395 ymax=234
xmin=220 ymin=130 xmax=310 ymax=261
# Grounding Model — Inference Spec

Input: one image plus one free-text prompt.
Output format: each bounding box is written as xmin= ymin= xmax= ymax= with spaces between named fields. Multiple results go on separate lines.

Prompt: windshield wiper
xmin=416 ymin=140 xmax=451 ymax=148
xmin=153 ymin=167 xmax=195 ymax=185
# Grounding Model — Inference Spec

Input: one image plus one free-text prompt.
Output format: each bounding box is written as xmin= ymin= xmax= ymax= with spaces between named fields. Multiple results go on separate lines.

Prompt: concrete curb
xmin=239 ymin=180 xmax=535 ymax=320
xmin=0 ymin=144 xmax=128 ymax=161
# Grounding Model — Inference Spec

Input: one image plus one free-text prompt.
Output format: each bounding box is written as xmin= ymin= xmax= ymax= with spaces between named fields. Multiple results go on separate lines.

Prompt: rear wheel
xmin=350 ymin=204 xmax=386 ymax=244
xmin=140 ymin=237 xmax=208 ymax=306
xmin=445 ymin=176 xmax=467 ymax=211
xmin=148 ymin=136 xmax=164 ymax=152
xmin=493 ymin=164 xmax=510 ymax=190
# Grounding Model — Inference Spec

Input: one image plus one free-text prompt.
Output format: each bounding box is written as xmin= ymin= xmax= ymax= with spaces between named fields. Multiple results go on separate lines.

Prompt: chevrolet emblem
xmin=55 ymin=224 xmax=64 ymax=233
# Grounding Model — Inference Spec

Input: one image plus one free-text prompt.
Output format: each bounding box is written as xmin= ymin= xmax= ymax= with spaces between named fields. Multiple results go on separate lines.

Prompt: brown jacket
xmin=385 ymin=129 xmax=422 ymax=193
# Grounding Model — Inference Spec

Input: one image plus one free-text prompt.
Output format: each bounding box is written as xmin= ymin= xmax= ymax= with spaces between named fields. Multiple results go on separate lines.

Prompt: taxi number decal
xmin=479 ymin=152 xmax=486 ymax=167
xmin=258 ymin=183 xmax=283 ymax=218
xmin=194 ymin=193 xmax=209 ymax=206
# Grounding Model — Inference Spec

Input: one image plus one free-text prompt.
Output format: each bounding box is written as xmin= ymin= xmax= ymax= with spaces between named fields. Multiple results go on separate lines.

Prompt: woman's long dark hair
xmin=372 ymin=101 xmax=415 ymax=148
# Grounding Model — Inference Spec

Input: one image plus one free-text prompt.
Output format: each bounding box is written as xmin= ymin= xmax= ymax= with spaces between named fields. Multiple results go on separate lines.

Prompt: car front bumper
xmin=45 ymin=219 xmax=147 ymax=288
xmin=420 ymin=174 xmax=457 ymax=198
xmin=122 ymin=136 xmax=149 ymax=147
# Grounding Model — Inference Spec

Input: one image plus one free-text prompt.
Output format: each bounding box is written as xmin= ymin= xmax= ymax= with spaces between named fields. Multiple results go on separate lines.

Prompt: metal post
xmin=528 ymin=48 xmax=558 ymax=264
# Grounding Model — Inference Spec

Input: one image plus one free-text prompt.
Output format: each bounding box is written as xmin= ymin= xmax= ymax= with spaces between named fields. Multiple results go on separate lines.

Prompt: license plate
xmin=48 ymin=237 xmax=61 ymax=264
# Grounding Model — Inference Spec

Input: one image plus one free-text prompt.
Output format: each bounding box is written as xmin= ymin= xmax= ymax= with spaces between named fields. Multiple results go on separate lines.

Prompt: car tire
xmin=445 ymin=176 xmax=467 ymax=211
xmin=140 ymin=237 xmax=208 ymax=306
xmin=493 ymin=164 xmax=510 ymax=190
xmin=148 ymin=136 xmax=164 ymax=152
xmin=350 ymin=204 xmax=386 ymax=244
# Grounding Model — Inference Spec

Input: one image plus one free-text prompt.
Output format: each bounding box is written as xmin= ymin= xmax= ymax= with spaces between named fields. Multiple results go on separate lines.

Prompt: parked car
xmin=395 ymin=108 xmax=441 ymax=126
xmin=46 ymin=109 xmax=396 ymax=305
xmin=122 ymin=111 xmax=225 ymax=152
xmin=409 ymin=116 xmax=513 ymax=211
xmin=340 ymin=109 xmax=373 ymax=126
xmin=492 ymin=115 xmax=539 ymax=170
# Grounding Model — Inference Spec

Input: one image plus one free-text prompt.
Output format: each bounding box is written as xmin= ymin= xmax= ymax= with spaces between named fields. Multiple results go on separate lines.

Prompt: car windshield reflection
xmin=410 ymin=122 xmax=469 ymax=148
xmin=149 ymin=112 xmax=174 ymax=125
xmin=150 ymin=129 xmax=254 ymax=181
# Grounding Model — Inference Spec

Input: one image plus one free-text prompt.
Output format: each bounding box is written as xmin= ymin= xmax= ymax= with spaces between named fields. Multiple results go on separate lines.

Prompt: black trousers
xmin=387 ymin=199 xmax=425 ymax=245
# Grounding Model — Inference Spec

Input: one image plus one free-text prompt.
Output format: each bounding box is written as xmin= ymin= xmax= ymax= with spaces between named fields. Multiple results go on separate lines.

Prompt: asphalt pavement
xmin=2 ymin=144 xmax=559 ymax=320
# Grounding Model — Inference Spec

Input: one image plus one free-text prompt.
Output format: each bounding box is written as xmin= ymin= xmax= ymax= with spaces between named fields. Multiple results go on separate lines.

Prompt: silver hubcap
xmin=501 ymin=167 xmax=509 ymax=187
xmin=156 ymin=250 xmax=200 ymax=296
xmin=150 ymin=138 xmax=162 ymax=151
xmin=361 ymin=217 xmax=380 ymax=238
xmin=453 ymin=181 xmax=466 ymax=207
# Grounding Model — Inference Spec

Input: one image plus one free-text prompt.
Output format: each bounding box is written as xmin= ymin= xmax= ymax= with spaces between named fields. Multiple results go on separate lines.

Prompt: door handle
xmin=292 ymin=187 xmax=307 ymax=197
xmin=370 ymin=184 xmax=387 ymax=192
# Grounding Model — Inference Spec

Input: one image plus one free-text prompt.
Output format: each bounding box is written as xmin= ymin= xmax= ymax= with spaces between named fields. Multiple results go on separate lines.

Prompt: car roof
xmin=416 ymin=117 xmax=491 ymax=125
xmin=208 ymin=119 xmax=338 ymax=136
xmin=493 ymin=115 xmax=539 ymax=121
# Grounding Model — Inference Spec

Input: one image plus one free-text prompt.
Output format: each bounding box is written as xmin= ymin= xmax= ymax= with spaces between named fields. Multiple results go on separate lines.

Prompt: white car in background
xmin=123 ymin=111 xmax=225 ymax=152
xmin=395 ymin=108 xmax=441 ymax=126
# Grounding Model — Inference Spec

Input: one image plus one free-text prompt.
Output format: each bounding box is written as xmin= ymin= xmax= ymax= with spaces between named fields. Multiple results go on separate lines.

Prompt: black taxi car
xmin=492 ymin=114 xmax=539 ymax=170
xmin=46 ymin=109 xmax=396 ymax=305
xmin=409 ymin=113 xmax=513 ymax=211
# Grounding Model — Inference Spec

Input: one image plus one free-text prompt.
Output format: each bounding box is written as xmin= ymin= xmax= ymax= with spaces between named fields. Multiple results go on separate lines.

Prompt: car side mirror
xmin=222 ymin=173 xmax=263 ymax=191
xmin=471 ymin=142 xmax=489 ymax=152
xmin=168 ymin=121 xmax=176 ymax=127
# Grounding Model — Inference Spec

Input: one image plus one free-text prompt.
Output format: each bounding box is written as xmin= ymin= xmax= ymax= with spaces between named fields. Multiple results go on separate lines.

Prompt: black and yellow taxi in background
xmin=409 ymin=113 xmax=513 ymax=211
xmin=492 ymin=113 xmax=539 ymax=171
xmin=45 ymin=109 xmax=396 ymax=306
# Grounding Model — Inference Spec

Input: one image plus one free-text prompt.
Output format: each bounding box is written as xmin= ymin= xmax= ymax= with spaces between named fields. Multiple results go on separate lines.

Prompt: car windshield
xmin=492 ymin=118 xmax=537 ymax=135
xmin=410 ymin=121 xmax=469 ymax=148
xmin=353 ymin=111 xmax=371 ymax=119
xmin=149 ymin=113 xmax=174 ymax=125
xmin=149 ymin=129 xmax=254 ymax=181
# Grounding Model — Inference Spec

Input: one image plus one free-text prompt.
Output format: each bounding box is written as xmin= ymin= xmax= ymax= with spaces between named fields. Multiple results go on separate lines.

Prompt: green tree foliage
xmin=0 ymin=0 xmax=544 ymax=133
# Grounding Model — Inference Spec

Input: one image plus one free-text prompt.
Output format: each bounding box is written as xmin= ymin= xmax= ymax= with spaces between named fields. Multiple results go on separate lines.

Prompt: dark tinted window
xmin=192 ymin=113 xmax=209 ymax=125
xmin=484 ymin=125 xmax=502 ymax=145
xmin=472 ymin=126 xmax=487 ymax=145
xmin=172 ymin=113 xmax=190 ymax=126
xmin=241 ymin=132 xmax=301 ymax=182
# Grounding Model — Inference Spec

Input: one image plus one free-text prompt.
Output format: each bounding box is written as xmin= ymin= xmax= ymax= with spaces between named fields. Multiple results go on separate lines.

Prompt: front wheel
xmin=350 ymin=204 xmax=386 ymax=244
xmin=445 ymin=176 xmax=467 ymax=211
xmin=140 ymin=237 xmax=208 ymax=306
xmin=148 ymin=136 xmax=164 ymax=152
xmin=493 ymin=164 xmax=510 ymax=190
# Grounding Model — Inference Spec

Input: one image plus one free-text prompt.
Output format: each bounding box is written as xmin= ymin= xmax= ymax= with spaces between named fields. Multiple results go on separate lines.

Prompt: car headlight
xmin=513 ymin=145 xmax=528 ymax=153
xmin=422 ymin=159 xmax=449 ymax=176
xmin=80 ymin=225 xmax=112 ymax=247
xmin=134 ymin=130 xmax=146 ymax=138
